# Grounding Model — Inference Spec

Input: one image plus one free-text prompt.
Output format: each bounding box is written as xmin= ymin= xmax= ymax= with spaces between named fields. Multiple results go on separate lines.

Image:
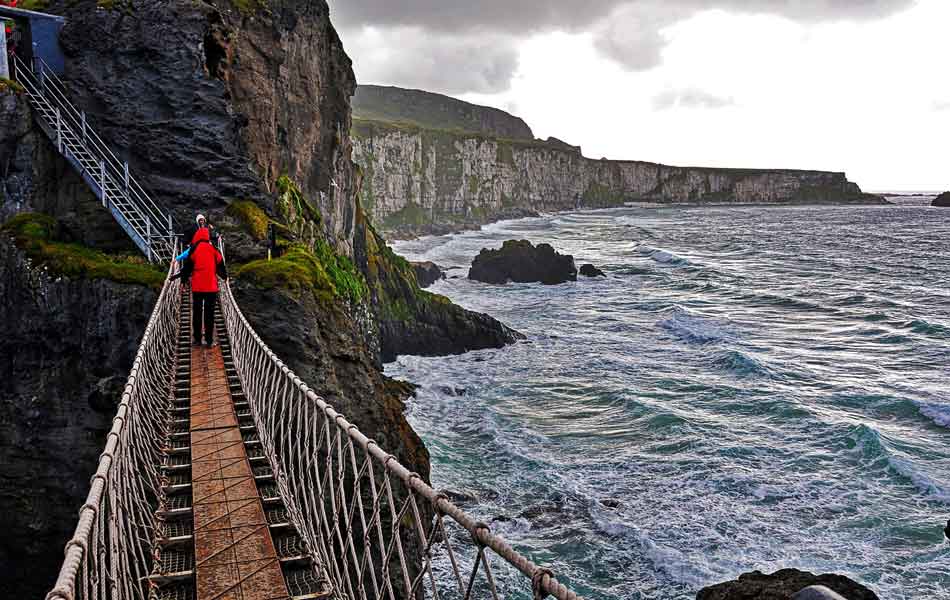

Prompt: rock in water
xmin=932 ymin=192 xmax=950 ymax=207
xmin=944 ymin=518 xmax=949 ymax=540
xmin=468 ymin=240 xmax=577 ymax=285
xmin=696 ymin=569 xmax=879 ymax=600
xmin=412 ymin=261 xmax=445 ymax=288
xmin=579 ymin=263 xmax=606 ymax=277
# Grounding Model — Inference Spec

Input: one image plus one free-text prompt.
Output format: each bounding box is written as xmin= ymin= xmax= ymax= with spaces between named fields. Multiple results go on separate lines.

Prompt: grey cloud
xmin=329 ymin=0 xmax=916 ymax=93
xmin=345 ymin=28 xmax=520 ymax=95
xmin=653 ymin=88 xmax=735 ymax=110
xmin=330 ymin=0 xmax=915 ymax=33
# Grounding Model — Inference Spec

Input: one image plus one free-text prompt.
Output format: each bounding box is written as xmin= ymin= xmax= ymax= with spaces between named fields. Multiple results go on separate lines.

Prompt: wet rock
xmin=944 ymin=518 xmax=949 ymax=540
xmin=696 ymin=568 xmax=879 ymax=600
xmin=579 ymin=263 xmax=606 ymax=277
xmin=357 ymin=222 xmax=523 ymax=363
xmin=469 ymin=240 xmax=577 ymax=285
xmin=441 ymin=489 xmax=478 ymax=504
xmin=932 ymin=192 xmax=950 ymax=207
xmin=600 ymin=498 xmax=622 ymax=509
xmin=412 ymin=261 xmax=445 ymax=288
xmin=0 ymin=238 xmax=156 ymax=598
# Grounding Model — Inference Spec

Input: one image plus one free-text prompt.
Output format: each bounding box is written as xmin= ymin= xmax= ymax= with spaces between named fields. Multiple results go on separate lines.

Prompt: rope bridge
xmin=44 ymin=248 xmax=582 ymax=600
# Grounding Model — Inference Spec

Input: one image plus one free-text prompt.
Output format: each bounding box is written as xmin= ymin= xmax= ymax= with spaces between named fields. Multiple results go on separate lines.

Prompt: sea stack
xmin=469 ymin=240 xmax=577 ymax=285
xmin=932 ymin=192 xmax=950 ymax=207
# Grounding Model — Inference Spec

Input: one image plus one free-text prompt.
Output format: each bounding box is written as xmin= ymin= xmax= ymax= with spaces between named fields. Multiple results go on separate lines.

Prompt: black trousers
xmin=192 ymin=292 xmax=217 ymax=344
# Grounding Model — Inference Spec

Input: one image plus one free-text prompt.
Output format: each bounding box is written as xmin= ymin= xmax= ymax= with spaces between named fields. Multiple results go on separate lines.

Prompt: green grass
xmin=226 ymin=200 xmax=269 ymax=240
xmin=0 ymin=78 xmax=25 ymax=94
xmin=18 ymin=0 xmax=50 ymax=10
xmin=2 ymin=213 xmax=164 ymax=288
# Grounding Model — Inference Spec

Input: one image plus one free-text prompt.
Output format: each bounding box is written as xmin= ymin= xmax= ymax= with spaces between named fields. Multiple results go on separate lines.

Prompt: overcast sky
xmin=329 ymin=0 xmax=949 ymax=191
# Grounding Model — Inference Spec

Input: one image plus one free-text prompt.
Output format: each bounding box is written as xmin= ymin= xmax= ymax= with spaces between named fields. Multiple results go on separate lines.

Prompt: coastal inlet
xmin=387 ymin=203 xmax=950 ymax=599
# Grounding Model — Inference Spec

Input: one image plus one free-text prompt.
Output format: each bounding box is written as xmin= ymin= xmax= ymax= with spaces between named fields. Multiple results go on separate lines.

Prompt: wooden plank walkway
xmin=190 ymin=345 xmax=291 ymax=600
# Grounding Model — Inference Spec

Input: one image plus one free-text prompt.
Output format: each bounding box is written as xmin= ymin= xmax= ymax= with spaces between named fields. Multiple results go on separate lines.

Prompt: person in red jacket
xmin=188 ymin=227 xmax=226 ymax=346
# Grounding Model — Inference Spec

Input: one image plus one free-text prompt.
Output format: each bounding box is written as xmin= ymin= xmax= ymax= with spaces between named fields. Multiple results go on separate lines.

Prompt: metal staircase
xmin=10 ymin=55 xmax=176 ymax=262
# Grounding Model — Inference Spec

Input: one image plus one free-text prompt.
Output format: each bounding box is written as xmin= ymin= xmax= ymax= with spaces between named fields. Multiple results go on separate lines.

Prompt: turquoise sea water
xmin=387 ymin=204 xmax=950 ymax=599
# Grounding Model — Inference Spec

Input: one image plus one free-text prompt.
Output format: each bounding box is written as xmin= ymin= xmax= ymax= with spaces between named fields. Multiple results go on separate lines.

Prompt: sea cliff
xmin=351 ymin=88 xmax=884 ymax=238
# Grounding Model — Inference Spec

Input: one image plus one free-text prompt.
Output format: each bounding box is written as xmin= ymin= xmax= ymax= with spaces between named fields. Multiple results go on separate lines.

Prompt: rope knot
xmin=532 ymin=568 xmax=555 ymax=600
xmin=433 ymin=491 xmax=450 ymax=514
xmin=471 ymin=521 xmax=491 ymax=547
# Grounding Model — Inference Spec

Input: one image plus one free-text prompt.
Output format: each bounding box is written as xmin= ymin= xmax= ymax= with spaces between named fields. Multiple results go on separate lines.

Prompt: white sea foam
xmin=658 ymin=306 xmax=733 ymax=344
xmin=636 ymin=244 xmax=689 ymax=265
xmin=916 ymin=401 xmax=950 ymax=428
xmin=886 ymin=456 xmax=950 ymax=503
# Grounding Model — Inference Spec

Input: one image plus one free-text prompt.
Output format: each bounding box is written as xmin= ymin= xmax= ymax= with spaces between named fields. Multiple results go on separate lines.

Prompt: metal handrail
xmin=33 ymin=57 xmax=172 ymax=232
xmin=10 ymin=55 xmax=176 ymax=260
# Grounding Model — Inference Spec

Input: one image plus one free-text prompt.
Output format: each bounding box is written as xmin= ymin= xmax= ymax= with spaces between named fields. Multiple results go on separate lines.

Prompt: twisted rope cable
xmin=219 ymin=281 xmax=582 ymax=600
xmin=45 ymin=248 xmax=180 ymax=600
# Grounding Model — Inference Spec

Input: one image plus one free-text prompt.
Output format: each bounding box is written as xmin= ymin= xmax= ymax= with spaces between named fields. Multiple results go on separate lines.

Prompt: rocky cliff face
xmin=0 ymin=234 xmax=156 ymax=597
xmin=351 ymin=94 xmax=884 ymax=238
xmin=58 ymin=0 xmax=358 ymax=251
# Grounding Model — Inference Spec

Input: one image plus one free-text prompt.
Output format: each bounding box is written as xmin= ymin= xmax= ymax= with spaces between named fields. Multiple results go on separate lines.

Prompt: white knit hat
xmin=196 ymin=214 xmax=206 ymax=225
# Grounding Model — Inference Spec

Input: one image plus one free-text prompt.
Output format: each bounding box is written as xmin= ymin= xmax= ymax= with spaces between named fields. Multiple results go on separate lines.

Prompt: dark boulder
xmin=468 ymin=240 xmax=577 ymax=285
xmin=697 ymin=569 xmax=879 ymax=600
xmin=944 ymin=518 xmax=949 ymax=540
xmin=579 ymin=263 xmax=606 ymax=278
xmin=932 ymin=192 xmax=950 ymax=207
xmin=412 ymin=261 xmax=445 ymax=288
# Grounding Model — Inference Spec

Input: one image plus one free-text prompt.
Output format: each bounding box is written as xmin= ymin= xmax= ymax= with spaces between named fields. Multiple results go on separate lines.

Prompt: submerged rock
xmin=579 ymin=263 xmax=606 ymax=277
xmin=412 ymin=261 xmax=445 ymax=288
xmin=932 ymin=192 xmax=950 ymax=207
xmin=697 ymin=569 xmax=879 ymax=600
xmin=469 ymin=240 xmax=577 ymax=285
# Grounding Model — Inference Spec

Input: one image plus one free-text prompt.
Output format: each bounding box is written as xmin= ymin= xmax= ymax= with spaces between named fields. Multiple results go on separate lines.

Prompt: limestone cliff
xmin=351 ymin=89 xmax=884 ymax=238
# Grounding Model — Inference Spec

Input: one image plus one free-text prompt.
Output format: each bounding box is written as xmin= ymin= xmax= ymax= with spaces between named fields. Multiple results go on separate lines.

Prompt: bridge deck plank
xmin=190 ymin=345 xmax=290 ymax=600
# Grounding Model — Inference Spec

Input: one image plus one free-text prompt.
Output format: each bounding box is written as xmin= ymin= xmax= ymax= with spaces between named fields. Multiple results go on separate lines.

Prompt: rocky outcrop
xmin=356 ymin=216 xmax=522 ymax=362
xmin=351 ymin=89 xmax=885 ymax=238
xmin=56 ymin=0 xmax=358 ymax=253
xmin=579 ymin=264 xmax=605 ymax=277
xmin=412 ymin=260 xmax=444 ymax=288
xmin=353 ymin=84 xmax=534 ymax=140
xmin=469 ymin=240 xmax=578 ymax=285
xmin=0 ymin=236 xmax=156 ymax=598
xmin=696 ymin=569 xmax=879 ymax=600
xmin=932 ymin=192 xmax=950 ymax=207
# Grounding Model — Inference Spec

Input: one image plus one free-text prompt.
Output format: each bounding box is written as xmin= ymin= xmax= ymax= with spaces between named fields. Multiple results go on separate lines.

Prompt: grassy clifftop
xmin=353 ymin=84 xmax=535 ymax=140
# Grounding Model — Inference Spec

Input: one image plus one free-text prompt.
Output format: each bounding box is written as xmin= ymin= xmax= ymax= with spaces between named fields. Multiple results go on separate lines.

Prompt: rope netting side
xmin=219 ymin=282 xmax=581 ymax=600
xmin=46 ymin=256 xmax=181 ymax=600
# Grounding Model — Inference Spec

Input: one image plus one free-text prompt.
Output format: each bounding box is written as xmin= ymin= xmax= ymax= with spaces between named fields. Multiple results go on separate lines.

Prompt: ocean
xmin=387 ymin=203 xmax=950 ymax=599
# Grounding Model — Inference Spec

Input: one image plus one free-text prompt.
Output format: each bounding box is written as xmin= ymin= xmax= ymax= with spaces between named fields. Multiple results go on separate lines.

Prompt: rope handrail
xmin=45 ymin=243 xmax=181 ymax=600
xmin=44 ymin=245 xmax=583 ymax=600
xmin=219 ymin=279 xmax=582 ymax=600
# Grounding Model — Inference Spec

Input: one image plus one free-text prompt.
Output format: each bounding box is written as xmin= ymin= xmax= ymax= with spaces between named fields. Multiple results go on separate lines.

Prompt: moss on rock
xmin=2 ymin=213 xmax=164 ymax=288
xmin=226 ymin=200 xmax=269 ymax=240
xmin=0 ymin=78 xmax=25 ymax=94
xmin=236 ymin=241 xmax=367 ymax=304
